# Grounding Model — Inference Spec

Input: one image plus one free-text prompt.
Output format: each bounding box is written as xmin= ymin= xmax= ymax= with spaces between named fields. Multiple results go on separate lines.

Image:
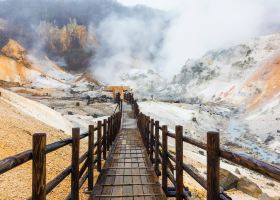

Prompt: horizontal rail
xmin=168 ymin=130 xmax=280 ymax=182
xmin=46 ymin=132 xmax=89 ymax=154
xmin=220 ymin=148 xmax=280 ymax=182
xmin=182 ymin=162 xmax=207 ymax=189
xmin=46 ymin=165 xmax=71 ymax=195
xmin=0 ymin=149 xmax=32 ymax=175
xmin=0 ymin=132 xmax=89 ymax=175
xmin=183 ymin=135 xmax=207 ymax=150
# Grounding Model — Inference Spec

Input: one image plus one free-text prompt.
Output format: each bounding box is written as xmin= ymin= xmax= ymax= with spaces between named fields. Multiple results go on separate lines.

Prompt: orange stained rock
xmin=242 ymin=55 xmax=280 ymax=110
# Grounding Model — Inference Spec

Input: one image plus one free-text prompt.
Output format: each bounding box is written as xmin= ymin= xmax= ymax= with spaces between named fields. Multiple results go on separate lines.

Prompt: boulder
xmin=235 ymin=168 xmax=241 ymax=175
xmin=237 ymin=177 xmax=262 ymax=198
xmin=219 ymin=168 xmax=239 ymax=190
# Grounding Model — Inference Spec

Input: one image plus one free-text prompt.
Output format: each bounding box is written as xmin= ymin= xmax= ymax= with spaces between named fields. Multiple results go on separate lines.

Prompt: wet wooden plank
xmin=90 ymin=110 xmax=166 ymax=200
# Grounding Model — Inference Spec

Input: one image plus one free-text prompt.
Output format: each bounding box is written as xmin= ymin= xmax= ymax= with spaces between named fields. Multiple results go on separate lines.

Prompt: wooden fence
xmin=0 ymin=111 xmax=122 ymax=200
xmin=124 ymin=92 xmax=280 ymax=200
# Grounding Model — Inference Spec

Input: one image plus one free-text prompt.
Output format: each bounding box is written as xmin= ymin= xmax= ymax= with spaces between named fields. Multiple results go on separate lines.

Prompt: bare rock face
xmin=1 ymin=39 xmax=26 ymax=61
xmin=237 ymin=177 xmax=262 ymax=198
xmin=219 ymin=168 xmax=239 ymax=190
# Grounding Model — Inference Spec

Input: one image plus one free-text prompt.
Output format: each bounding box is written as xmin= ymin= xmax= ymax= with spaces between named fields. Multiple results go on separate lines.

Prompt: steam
xmin=90 ymin=13 xmax=168 ymax=84
xmin=1 ymin=0 xmax=280 ymax=84
xmin=97 ymin=0 xmax=280 ymax=80
xmin=155 ymin=0 xmax=280 ymax=77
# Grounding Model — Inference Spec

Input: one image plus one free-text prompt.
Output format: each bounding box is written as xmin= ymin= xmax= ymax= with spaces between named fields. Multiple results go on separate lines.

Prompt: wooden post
xmin=142 ymin=114 xmax=144 ymax=137
xmin=139 ymin=113 xmax=142 ymax=135
xmin=97 ymin=121 xmax=102 ymax=172
xmin=88 ymin=125 xmax=94 ymax=191
xmin=154 ymin=121 xmax=160 ymax=176
xmin=108 ymin=117 xmax=112 ymax=147
xmin=146 ymin=116 xmax=150 ymax=154
xmin=114 ymin=114 xmax=117 ymax=139
xmin=107 ymin=117 xmax=110 ymax=150
xmin=32 ymin=133 xmax=46 ymax=200
xmin=110 ymin=116 xmax=113 ymax=145
xmin=162 ymin=125 xmax=168 ymax=192
xmin=142 ymin=115 xmax=145 ymax=142
xmin=117 ymin=113 xmax=120 ymax=132
xmin=71 ymin=128 xmax=80 ymax=200
xmin=103 ymin=119 xmax=107 ymax=160
xmin=176 ymin=126 xmax=183 ymax=200
xmin=150 ymin=119 xmax=154 ymax=162
xmin=207 ymin=132 xmax=220 ymax=200
xmin=112 ymin=115 xmax=115 ymax=141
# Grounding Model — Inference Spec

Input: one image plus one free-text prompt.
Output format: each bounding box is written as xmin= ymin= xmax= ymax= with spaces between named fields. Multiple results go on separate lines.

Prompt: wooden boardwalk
xmin=90 ymin=104 xmax=166 ymax=200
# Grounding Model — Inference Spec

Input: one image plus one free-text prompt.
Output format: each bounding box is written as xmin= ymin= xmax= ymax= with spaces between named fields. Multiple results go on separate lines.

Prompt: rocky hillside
xmin=0 ymin=0 xmax=165 ymax=72
xmin=157 ymin=32 xmax=280 ymax=108
xmin=125 ymin=32 xmax=280 ymax=164
xmin=0 ymin=39 xmax=75 ymax=88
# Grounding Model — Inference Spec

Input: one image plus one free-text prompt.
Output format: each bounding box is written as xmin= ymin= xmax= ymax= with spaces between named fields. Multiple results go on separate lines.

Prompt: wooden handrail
xmin=0 ymin=132 xmax=89 ymax=175
xmin=220 ymin=148 xmax=280 ymax=182
xmin=165 ymin=129 xmax=280 ymax=182
xmin=125 ymin=92 xmax=280 ymax=200
xmin=0 ymin=109 xmax=123 ymax=200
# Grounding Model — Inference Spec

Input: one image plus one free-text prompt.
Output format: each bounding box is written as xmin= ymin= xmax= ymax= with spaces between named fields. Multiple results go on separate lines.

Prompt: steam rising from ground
xmin=93 ymin=0 xmax=280 ymax=83
xmin=0 ymin=0 xmax=280 ymax=84
xmin=90 ymin=14 xmax=167 ymax=83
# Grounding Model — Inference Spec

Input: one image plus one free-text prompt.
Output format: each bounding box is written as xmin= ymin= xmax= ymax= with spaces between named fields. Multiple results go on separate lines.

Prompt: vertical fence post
xmin=103 ymin=119 xmax=107 ymax=160
xmin=71 ymin=128 xmax=80 ymax=200
xmin=140 ymin=113 xmax=143 ymax=136
xmin=207 ymin=132 xmax=220 ymax=200
xmin=154 ymin=121 xmax=160 ymax=176
xmin=112 ymin=115 xmax=115 ymax=141
xmin=111 ymin=115 xmax=114 ymax=142
xmin=120 ymin=112 xmax=122 ymax=129
xmin=108 ymin=117 xmax=112 ymax=146
xmin=142 ymin=115 xmax=146 ymax=143
xmin=97 ymin=121 xmax=102 ymax=172
xmin=176 ymin=126 xmax=183 ymax=200
xmin=88 ymin=125 xmax=94 ymax=191
xmin=107 ymin=117 xmax=110 ymax=150
xmin=117 ymin=112 xmax=121 ymax=132
xmin=162 ymin=125 xmax=168 ymax=192
xmin=139 ymin=113 xmax=142 ymax=136
xmin=32 ymin=133 xmax=46 ymax=200
xmin=146 ymin=116 xmax=150 ymax=154
xmin=150 ymin=119 xmax=154 ymax=163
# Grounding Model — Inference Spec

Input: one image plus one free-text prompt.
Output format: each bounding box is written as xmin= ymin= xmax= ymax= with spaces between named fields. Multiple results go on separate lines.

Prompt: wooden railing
xmin=124 ymin=92 xmax=280 ymax=200
xmin=0 ymin=111 xmax=122 ymax=200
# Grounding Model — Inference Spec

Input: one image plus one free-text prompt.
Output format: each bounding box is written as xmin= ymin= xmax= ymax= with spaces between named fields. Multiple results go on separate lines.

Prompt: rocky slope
xmin=123 ymin=32 xmax=280 ymax=165
xmin=164 ymin=32 xmax=280 ymax=107
xmin=0 ymin=39 xmax=75 ymax=88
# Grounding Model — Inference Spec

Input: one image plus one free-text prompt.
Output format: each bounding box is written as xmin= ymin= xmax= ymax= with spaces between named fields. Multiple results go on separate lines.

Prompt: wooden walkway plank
xmin=90 ymin=103 xmax=166 ymax=200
